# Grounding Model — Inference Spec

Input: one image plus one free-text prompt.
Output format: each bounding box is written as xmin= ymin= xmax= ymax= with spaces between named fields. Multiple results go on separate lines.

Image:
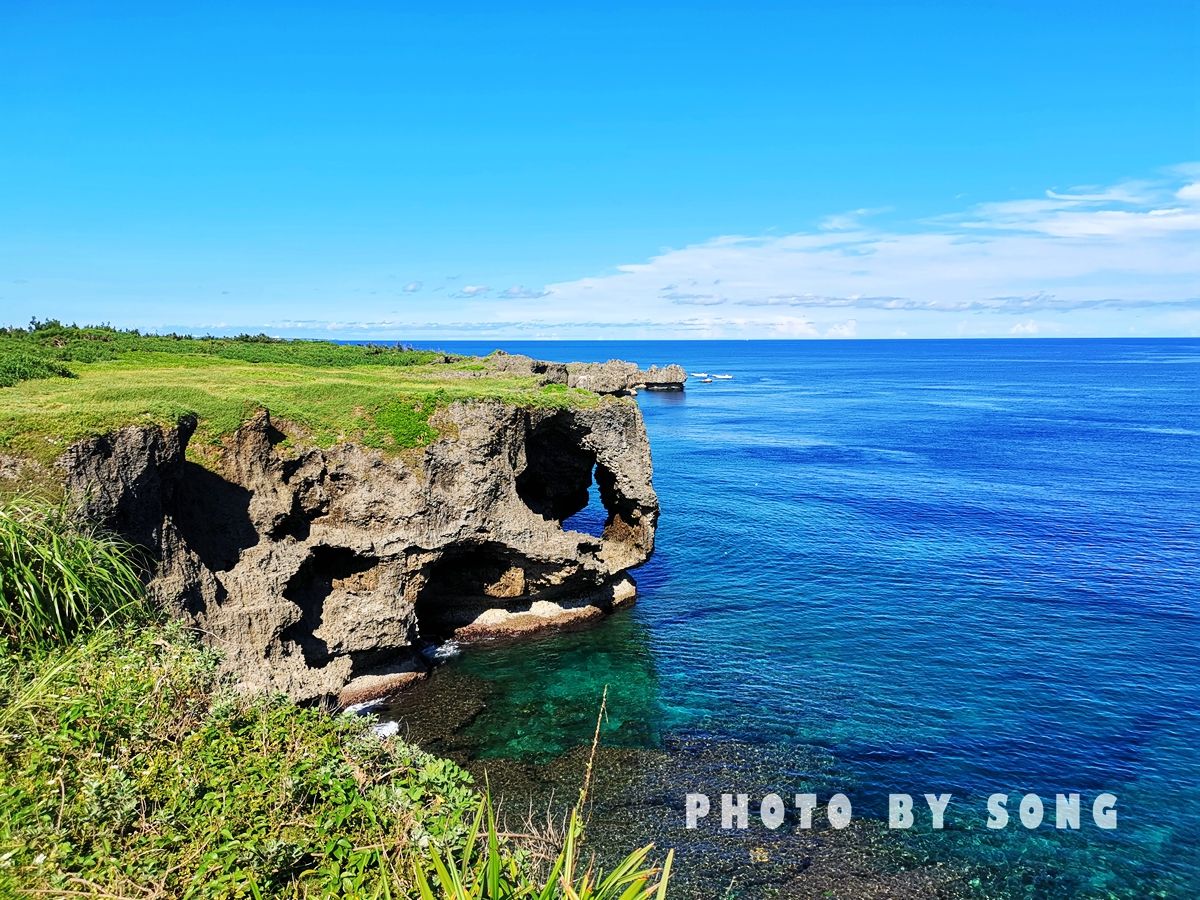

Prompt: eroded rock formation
xmin=58 ymin=398 xmax=659 ymax=707
xmin=487 ymin=352 xmax=686 ymax=393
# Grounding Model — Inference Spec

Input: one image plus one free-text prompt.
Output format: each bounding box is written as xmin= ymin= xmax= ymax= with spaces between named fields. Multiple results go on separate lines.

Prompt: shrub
xmin=0 ymin=622 xmax=479 ymax=898
xmin=0 ymin=495 xmax=146 ymax=650
xmin=0 ymin=350 xmax=74 ymax=388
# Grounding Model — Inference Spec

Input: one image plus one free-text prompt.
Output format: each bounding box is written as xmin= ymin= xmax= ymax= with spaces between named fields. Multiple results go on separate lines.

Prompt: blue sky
xmin=2 ymin=1 xmax=1198 ymax=339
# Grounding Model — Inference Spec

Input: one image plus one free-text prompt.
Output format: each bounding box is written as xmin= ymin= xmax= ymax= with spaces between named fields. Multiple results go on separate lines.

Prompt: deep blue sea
xmin=400 ymin=339 xmax=1200 ymax=897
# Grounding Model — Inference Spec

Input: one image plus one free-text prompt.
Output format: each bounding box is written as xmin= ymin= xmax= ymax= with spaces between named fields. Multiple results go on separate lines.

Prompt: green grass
xmin=0 ymin=621 xmax=482 ymax=898
xmin=0 ymin=495 xmax=146 ymax=651
xmin=0 ymin=625 xmax=673 ymax=898
xmin=413 ymin=691 xmax=673 ymax=900
xmin=0 ymin=322 xmax=602 ymax=464
xmin=0 ymin=430 xmax=673 ymax=900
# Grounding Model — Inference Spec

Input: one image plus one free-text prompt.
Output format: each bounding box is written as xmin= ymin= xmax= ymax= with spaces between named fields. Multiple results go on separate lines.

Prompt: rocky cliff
xmin=57 ymin=397 xmax=659 ymax=707
xmin=488 ymin=352 xmax=687 ymax=393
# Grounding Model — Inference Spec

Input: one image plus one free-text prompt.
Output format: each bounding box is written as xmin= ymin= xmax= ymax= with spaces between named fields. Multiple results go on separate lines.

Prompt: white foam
xmin=372 ymin=720 xmax=400 ymax=738
xmin=342 ymin=699 xmax=382 ymax=717
xmin=421 ymin=640 xmax=462 ymax=661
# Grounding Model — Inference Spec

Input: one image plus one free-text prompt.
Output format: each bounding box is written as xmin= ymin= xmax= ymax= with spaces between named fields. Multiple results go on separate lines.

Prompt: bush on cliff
xmin=0 ymin=621 xmax=483 ymax=898
xmin=0 ymin=350 xmax=75 ymax=389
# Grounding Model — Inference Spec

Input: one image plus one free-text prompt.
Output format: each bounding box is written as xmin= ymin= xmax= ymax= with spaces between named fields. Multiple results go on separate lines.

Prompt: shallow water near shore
xmin=383 ymin=339 xmax=1200 ymax=897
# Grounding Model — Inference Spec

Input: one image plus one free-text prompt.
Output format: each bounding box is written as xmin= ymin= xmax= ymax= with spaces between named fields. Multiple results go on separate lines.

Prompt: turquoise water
xmin=401 ymin=339 xmax=1200 ymax=896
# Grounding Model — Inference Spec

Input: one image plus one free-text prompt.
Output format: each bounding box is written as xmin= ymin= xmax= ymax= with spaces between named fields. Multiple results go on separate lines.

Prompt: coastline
xmin=3 ymin=331 xmax=1197 ymax=897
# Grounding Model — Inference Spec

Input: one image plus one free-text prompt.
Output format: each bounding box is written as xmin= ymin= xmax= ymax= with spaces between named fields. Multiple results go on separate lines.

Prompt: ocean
xmin=387 ymin=339 xmax=1200 ymax=897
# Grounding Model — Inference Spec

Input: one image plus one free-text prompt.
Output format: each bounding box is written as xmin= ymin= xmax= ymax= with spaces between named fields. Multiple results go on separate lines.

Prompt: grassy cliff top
xmin=0 ymin=321 xmax=598 ymax=463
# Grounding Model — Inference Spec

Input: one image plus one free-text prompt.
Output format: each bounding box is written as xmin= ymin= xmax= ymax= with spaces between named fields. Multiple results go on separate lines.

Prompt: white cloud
xmin=819 ymin=207 xmax=890 ymax=231
xmin=770 ymin=316 xmax=820 ymax=337
xmin=233 ymin=164 xmax=1200 ymax=339
xmin=483 ymin=163 xmax=1200 ymax=337
xmin=664 ymin=291 xmax=725 ymax=305
xmin=1177 ymin=183 xmax=1200 ymax=203
xmin=454 ymin=284 xmax=491 ymax=298
xmin=403 ymin=281 xmax=422 ymax=292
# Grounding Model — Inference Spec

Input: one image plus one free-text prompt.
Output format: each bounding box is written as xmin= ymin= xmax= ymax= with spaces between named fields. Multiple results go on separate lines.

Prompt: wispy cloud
xmin=664 ymin=291 xmax=725 ymax=305
xmin=193 ymin=163 xmax=1200 ymax=340
xmin=819 ymin=207 xmax=890 ymax=232
xmin=497 ymin=163 xmax=1200 ymax=336
xmin=402 ymin=281 xmax=422 ymax=292
xmin=453 ymin=284 xmax=491 ymax=298
xmin=499 ymin=285 xmax=549 ymax=299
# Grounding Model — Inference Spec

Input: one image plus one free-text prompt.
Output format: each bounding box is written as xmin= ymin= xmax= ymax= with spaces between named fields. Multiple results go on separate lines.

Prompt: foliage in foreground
xmin=0 ymin=500 xmax=674 ymax=898
xmin=0 ymin=625 xmax=673 ymax=898
xmin=413 ymin=690 xmax=672 ymax=900
xmin=0 ymin=622 xmax=481 ymax=898
xmin=414 ymin=794 xmax=671 ymax=900
xmin=0 ymin=495 xmax=145 ymax=651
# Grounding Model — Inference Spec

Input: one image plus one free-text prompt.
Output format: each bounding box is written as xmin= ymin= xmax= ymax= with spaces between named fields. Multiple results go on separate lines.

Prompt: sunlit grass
xmin=414 ymin=691 xmax=674 ymax=899
xmin=0 ymin=494 xmax=146 ymax=650
xmin=0 ymin=354 xmax=601 ymax=463
xmin=0 ymin=321 xmax=606 ymax=462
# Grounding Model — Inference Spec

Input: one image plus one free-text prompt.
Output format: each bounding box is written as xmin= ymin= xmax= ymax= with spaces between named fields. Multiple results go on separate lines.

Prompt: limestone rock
xmin=486 ymin=353 xmax=687 ymax=394
xmin=59 ymin=397 xmax=659 ymax=706
xmin=566 ymin=360 xmax=641 ymax=394
xmin=486 ymin=351 xmax=569 ymax=385
xmin=636 ymin=364 xmax=688 ymax=391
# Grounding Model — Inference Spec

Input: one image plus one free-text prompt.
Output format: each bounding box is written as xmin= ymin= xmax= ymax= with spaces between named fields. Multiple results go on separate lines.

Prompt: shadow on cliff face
xmin=414 ymin=542 xmax=576 ymax=640
xmin=170 ymin=462 xmax=258 ymax=571
xmin=517 ymin=412 xmax=642 ymax=546
xmin=282 ymin=545 xmax=380 ymax=667
xmin=516 ymin=413 xmax=595 ymax=521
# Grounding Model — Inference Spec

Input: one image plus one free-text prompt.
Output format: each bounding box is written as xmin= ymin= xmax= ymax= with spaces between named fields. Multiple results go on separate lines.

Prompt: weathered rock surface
xmin=634 ymin=364 xmax=688 ymax=391
xmin=567 ymin=360 xmax=687 ymax=393
xmin=486 ymin=352 xmax=687 ymax=393
xmin=59 ymin=397 xmax=659 ymax=707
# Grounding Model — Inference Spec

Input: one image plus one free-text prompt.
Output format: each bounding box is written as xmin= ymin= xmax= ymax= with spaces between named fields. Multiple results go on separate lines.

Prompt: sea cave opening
xmin=561 ymin=467 xmax=608 ymax=539
xmin=414 ymin=543 xmax=534 ymax=641
xmin=516 ymin=413 xmax=631 ymax=542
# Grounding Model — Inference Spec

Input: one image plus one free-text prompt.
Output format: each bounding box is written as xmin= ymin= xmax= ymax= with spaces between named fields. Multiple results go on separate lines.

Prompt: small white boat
xmin=712 ymin=373 xmax=733 ymax=380
xmin=691 ymin=372 xmax=708 ymax=377
xmin=699 ymin=377 xmax=713 ymax=383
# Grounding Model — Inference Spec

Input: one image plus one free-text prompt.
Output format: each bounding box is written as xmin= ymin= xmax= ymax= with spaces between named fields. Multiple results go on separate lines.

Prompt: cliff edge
xmin=57 ymin=397 xmax=659 ymax=706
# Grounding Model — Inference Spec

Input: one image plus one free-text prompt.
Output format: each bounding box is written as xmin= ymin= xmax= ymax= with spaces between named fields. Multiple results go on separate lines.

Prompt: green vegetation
xmin=1 ymin=319 xmax=445 ymax=372
xmin=0 ymin=621 xmax=482 ymax=898
xmin=0 ymin=352 xmax=74 ymax=389
xmin=0 ymin=495 xmax=145 ymax=651
xmin=0 ymin=492 xmax=673 ymax=899
xmin=0 ymin=321 xmax=600 ymax=463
